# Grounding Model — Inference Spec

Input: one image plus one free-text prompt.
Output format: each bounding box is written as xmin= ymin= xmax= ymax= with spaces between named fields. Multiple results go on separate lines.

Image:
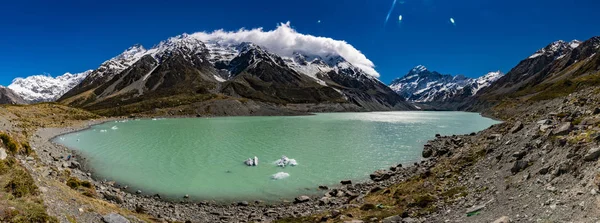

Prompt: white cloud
xmin=191 ymin=22 xmax=379 ymax=77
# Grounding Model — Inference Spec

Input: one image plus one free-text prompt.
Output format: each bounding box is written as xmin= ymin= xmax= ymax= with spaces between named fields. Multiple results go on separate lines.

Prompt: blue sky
xmin=0 ymin=0 xmax=598 ymax=85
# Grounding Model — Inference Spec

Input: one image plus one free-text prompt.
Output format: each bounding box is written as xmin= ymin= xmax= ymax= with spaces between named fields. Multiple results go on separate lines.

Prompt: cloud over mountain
xmin=191 ymin=22 xmax=380 ymax=77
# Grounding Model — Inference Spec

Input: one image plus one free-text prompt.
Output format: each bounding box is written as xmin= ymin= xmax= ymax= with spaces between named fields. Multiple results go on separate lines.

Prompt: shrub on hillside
xmin=0 ymin=133 xmax=19 ymax=154
xmin=4 ymin=168 xmax=39 ymax=198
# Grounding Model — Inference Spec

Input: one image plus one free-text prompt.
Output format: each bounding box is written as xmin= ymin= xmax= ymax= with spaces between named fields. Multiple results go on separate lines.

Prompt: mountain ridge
xmin=59 ymin=25 xmax=413 ymax=116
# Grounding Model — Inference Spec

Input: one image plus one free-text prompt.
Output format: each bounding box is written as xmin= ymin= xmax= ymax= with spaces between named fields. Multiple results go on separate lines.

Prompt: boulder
xmin=382 ymin=215 xmax=402 ymax=223
xmin=102 ymin=213 xmax=130 ymax=223
xmin=537 ymin=119 xmax=551 ymax=125
xmin=488 ymin=134 xmax=502 ymax=140
xmin=69 ymin=161 xmax=81 ymax=169
xmin=539 ymin=124 xmax=552 ymax=132
xmin=0 ymin=148 xmax=6 ymax=160
xmin=340 ymin=180 xmax=352 ymax=185
xmin=584 ymin=147 xmax=600 ymax=161
xmin=318 ymin=185 xmax=329 ymax=190
xmin=422 ymin=147 xmax=433 ymax=158
xmin=594 ymin=108 xmax=600 ymax=115
xmin=329 ymin=189 xmax=345 ymax=197
xmin=492 ymin=216 xmax=511 ymax=223
xmin=318 ymin=196 xmax=331 ymax=206
xmin=294 ymin=195 xmax=310 ymax=204
xmin=538 ymin=166 xmax=550 ymax=175
xmin=422 ymin=144 xmax=449 ymax=158
xmin=510 ymin=121 xmax=524 ymax=133
xmin=512 ymin=150 xmax=527 ymax=160
xmin=103 ymin=193 xmax=124 ymax=204
xmin=237 ymin=201 xmax=249 ymax=206
xmin=551 ymin=122 xmax=572 ymax=136
xmin=370 ymin=170 xmax=392 ymax=182
xmin=510 ymin=160 xmax=529 ymax=174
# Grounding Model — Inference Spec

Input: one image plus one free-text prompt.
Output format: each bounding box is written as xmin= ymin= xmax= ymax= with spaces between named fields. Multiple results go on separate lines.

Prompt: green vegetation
xmin=66 ymin=177 xmax=96 ymax=198
xmin=1 ymin=133 xmax=19 ymax=154
xmin=3 ymin=203 xmax=59 ymax=223
xmin=4 ymin=168 xmax=38 ymax=198
xmin=0 ymin=158 xmax=57 ymax=223
xmin=513 ymin=72 xmax=600 ymax=102
xmin=89 ymin=93 xmax=223 ymax=116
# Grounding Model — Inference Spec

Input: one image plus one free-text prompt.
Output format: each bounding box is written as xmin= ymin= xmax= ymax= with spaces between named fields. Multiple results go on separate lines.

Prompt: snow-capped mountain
xmin=389 ymin=65 xmax=503 ymax=103
xmin=8 ymin=70 xmax=92 ymax=103
xmin=528 ymin=40 xmax=581 ymax=60
xmin=60 ymin=23 xmax=412 ymax=115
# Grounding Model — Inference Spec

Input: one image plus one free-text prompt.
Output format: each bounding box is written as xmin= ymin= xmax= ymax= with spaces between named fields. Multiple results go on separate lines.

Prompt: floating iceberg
xmin=274 ymin=155 xmax=298 ymax=167
xmin=111 ymin=126 xmax=118 ymax=130
xmin=100 ymin=130 xmax=108 ymax=133
xmin=271 ymin=172 xmax=290 ymax=180
xmin=244 ymin=156 xmax=258 ymax=166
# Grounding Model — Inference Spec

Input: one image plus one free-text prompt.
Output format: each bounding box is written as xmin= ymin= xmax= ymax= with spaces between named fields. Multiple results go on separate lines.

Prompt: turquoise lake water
xmin=56 ymin=112 xmax=499 ymax=201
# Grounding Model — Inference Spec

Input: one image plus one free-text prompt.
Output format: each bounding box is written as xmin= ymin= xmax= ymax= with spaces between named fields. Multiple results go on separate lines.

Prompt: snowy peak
xmin=529 ymin=39 xmax=581 ymax=59
xmin=151 ymin=33 xmax=207 ymax=57
xmin=473 ymin=71 xmax=504 ymax=94
xmin=115 ymin=44 xmax=146 ymax=61
xmin=8 ymin=70 xmax=92 ymax=103
xmin=390 ymin=66 xmax=504 ymax=103
xmin=410 ymin=65 xmax=428 ymax=74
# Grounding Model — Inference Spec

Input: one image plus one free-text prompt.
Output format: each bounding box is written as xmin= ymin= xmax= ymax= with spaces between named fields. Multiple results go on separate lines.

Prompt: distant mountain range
xmin=6 ymin=71 xmax=92 ymax=103
xmin=389 ymin=65 xmax=504 ymax=103
xmin=2 ymin=31 xmax=598 ymax=117
xmin=55 ymin=25 xmax=413 ymax=116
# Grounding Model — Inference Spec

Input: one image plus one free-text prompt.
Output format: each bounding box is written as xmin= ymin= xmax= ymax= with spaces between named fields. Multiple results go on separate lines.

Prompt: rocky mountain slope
xmin=7 ymin=71 xmax=92 ymax=103
xmin=0 ymin=86 xmax=27 ymax=104
xmin=389 ymin=65 xmax=503 ymax=109
xmin=466 ymin=38 xmax=599 ymax=112
xmin=59 ymin=25 xmax=413 ymax=116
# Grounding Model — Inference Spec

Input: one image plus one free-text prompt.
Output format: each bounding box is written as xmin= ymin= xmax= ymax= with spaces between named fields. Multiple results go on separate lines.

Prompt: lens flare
xmin=384 ymin=0 xmax=398 ymax=26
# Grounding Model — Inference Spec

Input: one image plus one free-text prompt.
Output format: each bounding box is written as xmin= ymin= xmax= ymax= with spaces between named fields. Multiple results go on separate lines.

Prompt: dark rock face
xmin=0 ymin=87 xmax=27 ymax=105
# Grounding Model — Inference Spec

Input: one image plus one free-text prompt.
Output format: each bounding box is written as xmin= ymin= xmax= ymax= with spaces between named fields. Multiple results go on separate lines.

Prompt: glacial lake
xmin=56 ymin=112 xmax=499 ymax=201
